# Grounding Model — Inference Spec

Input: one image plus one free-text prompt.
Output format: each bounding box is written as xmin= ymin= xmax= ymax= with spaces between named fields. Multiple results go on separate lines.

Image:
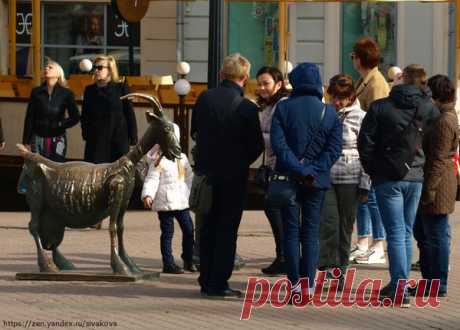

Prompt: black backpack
xmin=381 ymin=105 xmax=423 ymax=180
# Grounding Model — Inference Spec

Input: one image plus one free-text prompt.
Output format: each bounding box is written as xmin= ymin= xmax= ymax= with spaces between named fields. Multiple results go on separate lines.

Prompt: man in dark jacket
xmin=191 ymin=53 xmax=264 ymax=297
xmin=270 ymin=63 xmax=343 ymax=294
xmin=358 ymin=64 xmax=439 ymax=306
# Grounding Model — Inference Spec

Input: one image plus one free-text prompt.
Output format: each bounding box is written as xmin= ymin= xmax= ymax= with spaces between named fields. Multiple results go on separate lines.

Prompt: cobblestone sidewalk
xmin=0 ymin=210 xmax=458 ymax=330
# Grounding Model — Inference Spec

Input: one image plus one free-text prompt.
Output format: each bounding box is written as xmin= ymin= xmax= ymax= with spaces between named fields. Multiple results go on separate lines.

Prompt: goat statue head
xmin=120 ymin=93 xmax=182 ymax=161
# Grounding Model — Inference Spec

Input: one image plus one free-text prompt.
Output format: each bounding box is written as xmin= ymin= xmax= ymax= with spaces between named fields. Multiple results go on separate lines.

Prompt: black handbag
xmin=255 ymin=152 xmax=271 ymax=191
xmin=189 ymin=173 xmax=213 ymax=214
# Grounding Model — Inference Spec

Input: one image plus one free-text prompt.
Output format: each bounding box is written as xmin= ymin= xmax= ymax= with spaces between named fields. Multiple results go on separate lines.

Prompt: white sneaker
xmin=349 ymin=245 xmax=367 ymax=262
xmin=354 ymin=249 xmax=386 ymax=264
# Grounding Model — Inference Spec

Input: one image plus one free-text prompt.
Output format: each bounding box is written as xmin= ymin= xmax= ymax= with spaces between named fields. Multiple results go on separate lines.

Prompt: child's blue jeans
xmin=157 ymin=209 xmax=194 ymax=266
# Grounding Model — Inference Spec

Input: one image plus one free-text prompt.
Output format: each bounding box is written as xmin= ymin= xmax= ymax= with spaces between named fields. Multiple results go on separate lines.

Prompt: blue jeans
xmin=157 ymin=209 xmax=195 ymax=266
xmin=357 ymin=187 xmax=386 ymax=240
xmin=282 ymin=186 xmax=325 ymax=289
xmin=420 ymin=214 xmax=451 ymax=293
xmin=375 ymin=181 xmax=422 ymax=290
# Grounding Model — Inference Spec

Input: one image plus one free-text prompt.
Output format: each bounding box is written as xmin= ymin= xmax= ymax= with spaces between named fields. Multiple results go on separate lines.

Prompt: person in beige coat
xmin=349 ymin=37 xmax=390 ymax=264
xmin=352 ymin=37 xmax=390 ymax=112
xmin=416 ymin=75 xmax=459 ymax=297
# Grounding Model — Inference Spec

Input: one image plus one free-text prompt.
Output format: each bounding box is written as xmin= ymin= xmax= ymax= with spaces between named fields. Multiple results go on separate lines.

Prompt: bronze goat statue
xmin=17 ymin=94 xmax=181 ymax=275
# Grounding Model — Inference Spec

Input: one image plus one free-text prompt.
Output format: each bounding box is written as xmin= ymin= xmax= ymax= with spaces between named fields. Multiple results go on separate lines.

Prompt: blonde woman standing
xmin=81 ymin=55 xmax=138 ymax=163
xmin=22 ymin=60 xmax=80 ymax=162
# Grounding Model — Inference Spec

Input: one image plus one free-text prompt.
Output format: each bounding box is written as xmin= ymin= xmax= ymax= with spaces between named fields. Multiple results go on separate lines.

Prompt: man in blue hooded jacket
xmin=271 ymin=63 xmax=343 ymax=294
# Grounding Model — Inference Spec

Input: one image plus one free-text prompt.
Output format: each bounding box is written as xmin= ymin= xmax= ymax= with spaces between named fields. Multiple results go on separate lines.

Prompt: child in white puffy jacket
xmin=141 ymin=124 xmax=195 ymax=274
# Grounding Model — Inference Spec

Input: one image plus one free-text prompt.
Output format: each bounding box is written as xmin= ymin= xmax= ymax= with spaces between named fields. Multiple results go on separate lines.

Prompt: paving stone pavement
xmin=0 ymin=210 xmax=459 ymax=330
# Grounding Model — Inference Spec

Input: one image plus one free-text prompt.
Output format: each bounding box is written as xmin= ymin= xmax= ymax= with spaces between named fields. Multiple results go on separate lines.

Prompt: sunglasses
xmin=94 ymin=65 xmax=108 ymax=71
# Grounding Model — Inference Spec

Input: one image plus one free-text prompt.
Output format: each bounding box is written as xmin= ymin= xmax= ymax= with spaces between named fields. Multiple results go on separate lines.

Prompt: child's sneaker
xmin=355 ymin=248 xmax=386 ymax=264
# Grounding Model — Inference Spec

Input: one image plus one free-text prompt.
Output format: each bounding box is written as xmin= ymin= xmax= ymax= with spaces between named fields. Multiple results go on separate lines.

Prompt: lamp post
xmin=174 ymin=61 xmax=192 ymax=154
xmin=208 ymin=0 xmax=224 ymax=89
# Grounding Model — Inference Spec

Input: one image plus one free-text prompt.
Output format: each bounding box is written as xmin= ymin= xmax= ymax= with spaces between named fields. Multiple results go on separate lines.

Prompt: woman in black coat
xmin=22 ymin=60 xmax=80 ymax=162
xmin=81 ymin=55 xmax=137 ymax=164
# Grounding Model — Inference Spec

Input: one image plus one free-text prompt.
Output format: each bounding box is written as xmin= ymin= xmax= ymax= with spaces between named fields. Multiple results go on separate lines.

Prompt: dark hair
xmin=353 ymin=37 xmax=380 ymax=70
xmin=428 ymin=74 xmax=456 ymax=104
xmin=256 ymin=66 xmax=290 ymax=107
xmin=327 ymin=74 xmax=356 ymax=103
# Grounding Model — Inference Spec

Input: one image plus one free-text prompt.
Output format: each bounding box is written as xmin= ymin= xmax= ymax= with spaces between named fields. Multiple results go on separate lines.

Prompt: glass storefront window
xmin=342 ymin=3 xmax=397 ymax=81
xmin=228 ymin=3 xmax=279 ymax=78
xmin=16 ymin=47 xmax=31 ymax=76
xmin=107 ymin=49 xmax=141 ymax=76
xmin=44 ymin=4 xmax=105 ymax=47
xmin=15 ymin=2 xmax=140 ymax=77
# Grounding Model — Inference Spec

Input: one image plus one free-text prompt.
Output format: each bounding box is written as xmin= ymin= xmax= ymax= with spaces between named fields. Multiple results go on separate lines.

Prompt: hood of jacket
xmin=389 ymin=84 xmax=432 ymax=109
xmin=337 ymin=98 xmax=362 ymax=116
xmin=288 ymin=63 xmax=323 ymax=99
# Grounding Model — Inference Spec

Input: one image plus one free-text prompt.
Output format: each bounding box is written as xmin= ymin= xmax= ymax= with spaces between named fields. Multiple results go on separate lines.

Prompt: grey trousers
xmin=318 ymin=184 xmax=359 ymax=273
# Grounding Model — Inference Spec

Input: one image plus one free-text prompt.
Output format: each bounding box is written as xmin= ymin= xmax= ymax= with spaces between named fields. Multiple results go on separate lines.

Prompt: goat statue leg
xmin=52 ymin=248 xmax=76 ymax=270
xmin=117 ymin=208 xmax=142 ymax=274
xmin=28 ymin=216 xmax=58 ymax=273
xmin=26 ymin=186 xmax=59 ymax=273
xmin=108 ymin=175 xmax=131 ymax=275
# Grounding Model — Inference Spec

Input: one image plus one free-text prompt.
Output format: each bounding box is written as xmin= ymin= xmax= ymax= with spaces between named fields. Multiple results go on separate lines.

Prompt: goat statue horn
xmin=120 ymin=93 xmax=164 ymax=118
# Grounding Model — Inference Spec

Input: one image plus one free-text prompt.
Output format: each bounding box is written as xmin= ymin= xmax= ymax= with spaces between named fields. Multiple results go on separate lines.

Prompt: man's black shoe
xmin=163 ymin=263 xmax=184 ymax=274
xmin=201 ymin=288 xmax=242 ymax=299
xmin=379 ymin=284 xmax=410 ymax=308
xmin=261 ymin=257 xmax=287 ymax=276
xmin=234 ymin=254 xmax=246 ymax=271
xmin=407 ymin=285 xmax=431 ymax=297
xmin=407 ymin=282 xmax=447 ymax=298
xmin=407 ymin=286 xmax=420 ymax=297
xmin=183 ymin=261 xmax=197 ymax=273
xmin=411 ymin=260 xmax=421 ymax=271
xmin=438 ymin=291 xmax=447 ymax=297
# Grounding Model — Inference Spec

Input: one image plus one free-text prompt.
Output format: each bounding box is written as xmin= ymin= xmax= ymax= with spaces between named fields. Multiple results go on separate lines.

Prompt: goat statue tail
xmin=16 ymin=143 xmax=34 ymax=160
xmin=16 ymin=143 xmax=29 ymax=156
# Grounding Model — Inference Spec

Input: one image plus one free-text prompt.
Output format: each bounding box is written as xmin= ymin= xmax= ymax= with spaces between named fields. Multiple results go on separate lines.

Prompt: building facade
xmin=0 ymin=1 xmax=454 ymax=82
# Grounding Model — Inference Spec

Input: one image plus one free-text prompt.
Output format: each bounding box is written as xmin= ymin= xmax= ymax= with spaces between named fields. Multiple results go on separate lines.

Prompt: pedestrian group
xmin=11 ymin=37 xmax=458 ymax=306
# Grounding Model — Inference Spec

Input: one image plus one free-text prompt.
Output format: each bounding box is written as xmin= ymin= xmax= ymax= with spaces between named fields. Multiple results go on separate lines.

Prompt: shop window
xmin=15 ymin=2 xmax=140 ymax=77
xmin=342 ymin=3 xmax=397 ymax=81
xmin=228 ymin=3 xmax=279 ymax=78
xmin=15 ymin=2 xmax=31 ymax=76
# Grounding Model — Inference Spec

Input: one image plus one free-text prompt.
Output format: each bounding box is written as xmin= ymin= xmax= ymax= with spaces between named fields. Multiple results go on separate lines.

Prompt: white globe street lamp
xmin=174 ymin=78 xmax=191 ymax=96
xmin=177 ymin=61 xmax=191 ymax=76
xmin=79 ymin=58 xmax=93 ymax=73
xmin=174 ymin=62 xmax=192 ymax=153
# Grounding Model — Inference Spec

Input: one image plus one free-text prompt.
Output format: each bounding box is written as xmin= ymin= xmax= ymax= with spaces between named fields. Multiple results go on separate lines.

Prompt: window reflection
xmin=342 ymin=3 xmax=397 ymax=80
xmin=36 ymin=4 xmax=140 ymax=76
xmin=44 ymin=4 xmax=105 ymax=46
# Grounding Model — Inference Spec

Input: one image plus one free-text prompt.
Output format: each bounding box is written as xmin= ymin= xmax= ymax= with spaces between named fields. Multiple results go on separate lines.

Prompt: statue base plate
xmin=15 ymin=271 xmax=160 ymax=282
